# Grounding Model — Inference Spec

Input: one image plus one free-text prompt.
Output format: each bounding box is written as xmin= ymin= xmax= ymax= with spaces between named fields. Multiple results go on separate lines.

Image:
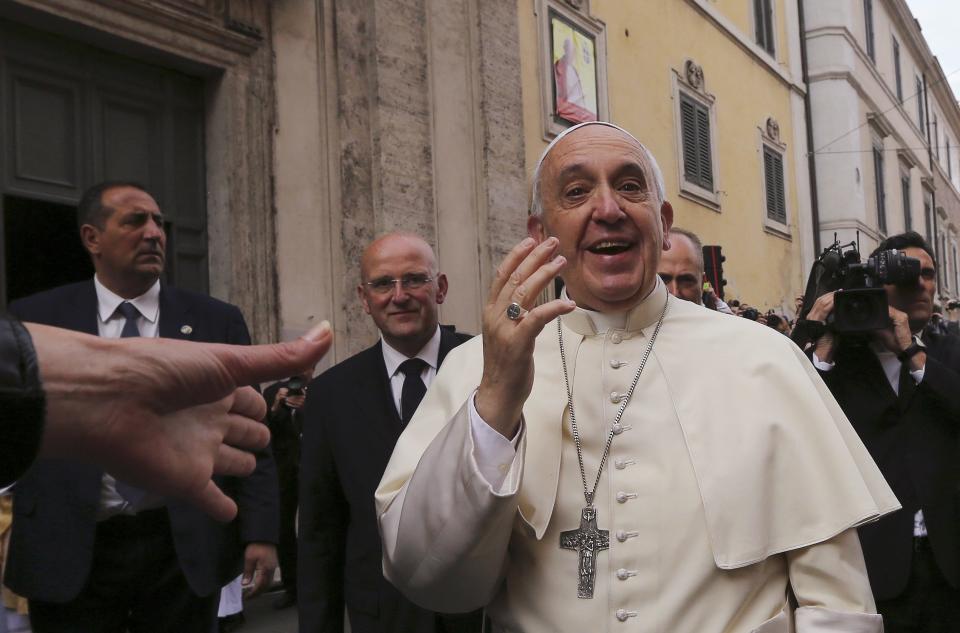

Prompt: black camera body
xmin=804 ymin=240 xmax=921 ymax=333
xmin=286 ymin=376 xmax=305 ymax=397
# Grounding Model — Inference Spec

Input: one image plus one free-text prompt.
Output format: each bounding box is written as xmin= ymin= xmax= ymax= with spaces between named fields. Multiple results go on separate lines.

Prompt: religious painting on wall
xmin=550 ymin=11 xmax=598 ymax=125
xmin=537 ymin=0 xmax=608 ymax=138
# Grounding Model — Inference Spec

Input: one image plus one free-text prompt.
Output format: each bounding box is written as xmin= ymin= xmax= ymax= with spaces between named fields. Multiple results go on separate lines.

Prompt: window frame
xmin=753 ymin=0 xmax=775 ymax=57
xmin=933 ymin=114 xmax=940 ymax=160
xmin=872 ymin=133 xmax=887 ymax=235
xmin=535 ymin=0 xmax=610 ymax=140
xmin=893 ymin=37 xmax=903 ymax=103
xmin=900 ymin=164 xmax=912 ymax=232
xmin=949 ymin=138 xmax=954 ymax=182
xmin=672 ymin=69 xmax=720 ymax=209
xmin=759 ymin=133 xmax=790 ymax=237
xmin=916 ymin=75 xmax=925 ymax=132
xmin=941 ymin=231 xmax=950 ymax=291
xmin=864 ymin=0 xmax=876 ymax=62
xmin=950 ymin=237 xmax=960 ymax=288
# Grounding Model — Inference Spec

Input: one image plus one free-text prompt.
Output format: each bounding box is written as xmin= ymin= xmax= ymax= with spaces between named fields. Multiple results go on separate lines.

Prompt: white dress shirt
xmin=381 ymin=326 xmax=442 ymax=419
xmin=93 ymin=275 xmax=162 ymax=519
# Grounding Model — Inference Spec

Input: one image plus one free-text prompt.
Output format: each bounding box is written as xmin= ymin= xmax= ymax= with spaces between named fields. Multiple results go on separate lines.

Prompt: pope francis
xmin=375 ymin=121 xmax=899 ymax=632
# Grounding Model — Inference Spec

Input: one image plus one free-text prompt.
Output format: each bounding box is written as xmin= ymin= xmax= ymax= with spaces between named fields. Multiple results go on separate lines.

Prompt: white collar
xmin=560 ymin=277 xmax=665 ymax=335
xmin=381 ymin=326 xmax=442 ymax=377
xmin=94 ymin=275 xmax=161 ymax=325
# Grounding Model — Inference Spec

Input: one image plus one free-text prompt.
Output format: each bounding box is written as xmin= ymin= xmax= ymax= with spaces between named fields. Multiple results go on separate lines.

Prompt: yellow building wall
xmin=518 ymin=0 xmax=807 ymax=312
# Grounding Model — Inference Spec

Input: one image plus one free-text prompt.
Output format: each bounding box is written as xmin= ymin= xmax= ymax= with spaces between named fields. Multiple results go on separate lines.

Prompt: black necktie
xmin=898 ymin=360 xmax=915 ymax=407
xmin=398 ymin=358 xmax=428 ymax=427
xmin=117 ymin=302 xmax=141 ymax=338
xmin=114 ymin=301 xmax=145 ymax=506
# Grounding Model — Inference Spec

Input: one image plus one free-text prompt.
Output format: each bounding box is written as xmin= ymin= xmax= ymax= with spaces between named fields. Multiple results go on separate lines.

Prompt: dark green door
xmin=0 ymin=19 xmax=208 ymax=305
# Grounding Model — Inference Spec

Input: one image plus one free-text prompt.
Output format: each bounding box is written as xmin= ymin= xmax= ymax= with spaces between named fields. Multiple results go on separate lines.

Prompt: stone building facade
xmin=0 ymin=0 xmax=529 ymax=363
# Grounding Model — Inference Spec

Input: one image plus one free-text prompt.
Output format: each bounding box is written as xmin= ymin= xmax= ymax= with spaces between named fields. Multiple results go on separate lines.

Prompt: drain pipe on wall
xmin=798 ymin=0 xmax=821 ymax=256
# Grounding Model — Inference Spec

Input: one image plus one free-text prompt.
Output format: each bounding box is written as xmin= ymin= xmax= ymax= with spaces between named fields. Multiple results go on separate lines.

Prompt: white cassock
xmin=376 ymin=279 xmax=899 ymax=633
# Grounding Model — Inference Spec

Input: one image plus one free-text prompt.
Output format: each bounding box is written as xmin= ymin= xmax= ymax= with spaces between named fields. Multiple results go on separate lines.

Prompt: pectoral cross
xmin=560 ymin=506 xmax=609 ymax=598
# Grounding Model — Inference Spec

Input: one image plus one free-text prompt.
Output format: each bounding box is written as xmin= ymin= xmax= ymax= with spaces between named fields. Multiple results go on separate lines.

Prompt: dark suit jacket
xmin=3 ymin=279 xmax=279 ymax=601
xmin=298 ymin=326 xmax=478 ymax=633
xmin=818 ymin=331 xmax=960 ymax=600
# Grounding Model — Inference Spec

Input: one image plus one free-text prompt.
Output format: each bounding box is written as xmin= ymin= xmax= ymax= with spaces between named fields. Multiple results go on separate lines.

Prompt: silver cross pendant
xmin=559 ymin=506 xmax=610 ymax=598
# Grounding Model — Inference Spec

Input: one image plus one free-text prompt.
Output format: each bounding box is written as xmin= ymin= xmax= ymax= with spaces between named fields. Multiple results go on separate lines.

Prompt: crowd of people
xmin=1 ymin=119 xmax=957 ymax=633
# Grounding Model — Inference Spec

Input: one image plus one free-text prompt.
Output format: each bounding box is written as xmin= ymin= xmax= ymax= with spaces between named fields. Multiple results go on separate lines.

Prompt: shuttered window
xmin=893 ymin=38 xmax=903 ymax=103
xmin=901 ymin=172 xmax=912 ymax=232
xmin=917 ymin=76 xmax=925 ymax=131
xmin=763 ymin=146 xmax=786 ymax=225
xmin=754 ymin=0 xmax=775 ymax=56
xmin=873 ymin=143 xmax=887 ymax=234
xmin=680 ymin=93 xmax=714 ymax=191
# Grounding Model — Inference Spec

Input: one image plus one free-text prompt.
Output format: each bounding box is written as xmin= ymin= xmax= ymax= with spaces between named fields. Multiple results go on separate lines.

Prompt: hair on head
xmin=77 ymin=181 xmax=148 ymax=231
xmin=872 ymin=230 xmax=935 ymax=263
xmin=529 ymin=121 xmax=666 ymax=217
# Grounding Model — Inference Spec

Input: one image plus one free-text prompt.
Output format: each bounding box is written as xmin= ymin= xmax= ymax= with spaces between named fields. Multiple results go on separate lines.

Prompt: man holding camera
xmin=263 ymin=371 xmax=311 ymax=610
xmin=805 ymin=231 xmax=960 ymax=631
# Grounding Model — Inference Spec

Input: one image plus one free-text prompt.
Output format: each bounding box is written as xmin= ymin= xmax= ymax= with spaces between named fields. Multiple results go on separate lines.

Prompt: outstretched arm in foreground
xmin=25 ymin=320 xmax=332 ymax=521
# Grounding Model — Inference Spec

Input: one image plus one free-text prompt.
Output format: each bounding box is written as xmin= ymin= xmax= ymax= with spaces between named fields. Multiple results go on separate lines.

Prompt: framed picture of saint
xmin=537 ymin=0 xmax=608 ymax=138
xmin=550 ymin=11 xmax=598 ymax=125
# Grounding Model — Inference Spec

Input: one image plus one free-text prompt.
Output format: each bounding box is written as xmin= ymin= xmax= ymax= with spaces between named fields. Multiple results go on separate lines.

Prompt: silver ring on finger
xmin=506 ymin=302 xmax=527 ymax=321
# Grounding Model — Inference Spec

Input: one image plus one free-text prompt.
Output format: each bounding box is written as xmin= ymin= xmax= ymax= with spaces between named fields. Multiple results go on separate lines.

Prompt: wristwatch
xmin=897 ymin=335 xmax=926 ymax=363
xmin=797 ymin=319 xmax=827 ymax=341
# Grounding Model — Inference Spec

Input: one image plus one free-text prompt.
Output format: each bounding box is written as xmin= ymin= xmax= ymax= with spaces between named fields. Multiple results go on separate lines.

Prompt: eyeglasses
xmin=364 ymin=273 xmax=434 ymax=294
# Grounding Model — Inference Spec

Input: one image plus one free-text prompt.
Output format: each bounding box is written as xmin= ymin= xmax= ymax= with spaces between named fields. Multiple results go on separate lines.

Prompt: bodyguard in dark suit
xmin=3 ymin=182 xmax=279 ymax=633
xmin=298 ymin=233 xmax=481 ymax=633
xmin=806 ymin=231 xmax=960 ymax=632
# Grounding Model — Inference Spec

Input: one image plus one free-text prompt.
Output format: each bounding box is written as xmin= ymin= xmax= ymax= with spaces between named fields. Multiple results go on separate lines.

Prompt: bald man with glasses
xmin=298 ymin=232 xmax=480 ymax=633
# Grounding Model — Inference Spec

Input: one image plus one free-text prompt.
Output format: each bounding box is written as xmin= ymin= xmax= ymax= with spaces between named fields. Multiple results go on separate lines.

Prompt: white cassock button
xmin=614 ymin=458 xmax=625 ymax=469
xmin=615 ymin=609 xmax=637 ymax=622
xmin=611 ymin=332 xmax=623 ymax=344
xmin=616 ymin=529 xmax=639 ymax=542
xmin=498 ymin=463 xmax=508 ymax=473
xmin=610 ymin=359 xmax=625 ymax=369
xmin=612 ymin=423 xmax=623 ymax=435
xmin=616 ymin=568 xmax=629 ymax=580
xmin=610 ymin=391 xmax=622 ymax=403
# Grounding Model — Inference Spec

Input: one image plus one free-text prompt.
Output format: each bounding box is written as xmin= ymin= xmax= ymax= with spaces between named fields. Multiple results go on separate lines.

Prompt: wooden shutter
xmin=695 ymin=105 xmax=713 ymax=189
xmin=680 ymin=93 xmax=713 ymax=191
xmin=873 ymin=146 xmax=887 ymax=233
xmin=763 ymin=146 xmax=786 ymax=224
xmin=901 ymin=175 xmax=911 ymax=232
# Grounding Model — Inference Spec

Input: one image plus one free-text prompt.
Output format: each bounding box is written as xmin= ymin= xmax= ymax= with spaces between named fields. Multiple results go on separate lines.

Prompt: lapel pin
xmin=180 ymin=325 xmax=193 ymax=335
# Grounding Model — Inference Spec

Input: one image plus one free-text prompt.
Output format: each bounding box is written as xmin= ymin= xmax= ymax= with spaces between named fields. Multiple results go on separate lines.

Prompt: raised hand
xmin=874 ymin=306 xmax=915 ymax=355
xmin=27 ymin=321 xmax=333 ymax=521
xmin=474 ymin=237 xmax=576 ymax=438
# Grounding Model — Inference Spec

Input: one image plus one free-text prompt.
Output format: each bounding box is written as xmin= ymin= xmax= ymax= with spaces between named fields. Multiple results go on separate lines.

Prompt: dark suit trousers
xmin=277 ymin=452 xmax=299 ymax=595
xmin=28 ymin=510 xmax=218 ymax=633
xmin=876 ymin=541 xmax=960 ymax=633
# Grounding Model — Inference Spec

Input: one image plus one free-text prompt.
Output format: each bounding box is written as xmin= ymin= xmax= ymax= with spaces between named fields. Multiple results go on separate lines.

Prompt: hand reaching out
xmin=27 ymin=321 xmax=333 ymax=522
